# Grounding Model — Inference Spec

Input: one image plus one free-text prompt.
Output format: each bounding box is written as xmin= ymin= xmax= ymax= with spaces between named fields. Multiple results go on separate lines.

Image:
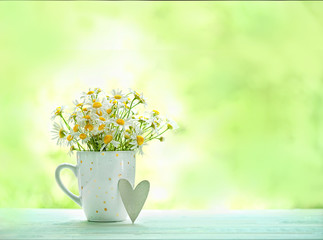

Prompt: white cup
xmin=55 ymin=151 xmax=136 ymax=222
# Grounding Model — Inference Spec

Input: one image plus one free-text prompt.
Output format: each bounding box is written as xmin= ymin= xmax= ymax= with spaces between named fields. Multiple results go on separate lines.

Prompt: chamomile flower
xmin=87 ymin=98 xmax=108 ymax=115
xmin=76 ymin=111 xmax=95 ymax=126
xmin=91 ymin=121 xmax=107 ymax=135
xmin=90 ymin=99 xmax=103 ymax=110
xmin=109 ymin=89 xmax=128 ymax=104
xmin=94 ymin=87 xmax=102 ymax=94
xmin=130 ymin=89 xmax=147 ymax=106
xmin=97 ymin=123 xmax=107 ymax=133
xmin=100 ymin=129 xmax=119 ymax=151
xmin=68 ymin=145 xmax=76 ymax=156
xmin=65 ymin=133 xmax=75 ymax=147
xmin=78 ymin=132 xmax=90 ymax=144
xmin=105 ymin=106 xmax=113 ymax=116
xmin=109 ymin=115 xmax=132 ymax=130
xmin=129 ymin=126 xmax=147 ymax=155
xmin=51 ymin=122 xmax=67 ymax=146
xmin=68 ymin=112 xmax=78 ymax=123
xmin=73 ymin=99 xmax=84 ymax=108
xmin=166 ymin=118 xmax=178 ymax=130
xmin=94 ymin=109 xmax=103 ymax=117
xmin=51 ymin=106 xmax=66 ymax=120
xmin=146 ymin=112 xmax=164 ymax=134
xmin=84 ymin=122 xmax=94 ymax=132
xmin=94 ymin=115 xmax=108 ymax=124
xmin=80 ymin=88 xmax=100 ymax=99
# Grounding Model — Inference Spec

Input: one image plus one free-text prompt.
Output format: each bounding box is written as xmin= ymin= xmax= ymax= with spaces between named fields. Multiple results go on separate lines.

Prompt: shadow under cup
xmin=77 ymin=151 xmax=136 ymax=222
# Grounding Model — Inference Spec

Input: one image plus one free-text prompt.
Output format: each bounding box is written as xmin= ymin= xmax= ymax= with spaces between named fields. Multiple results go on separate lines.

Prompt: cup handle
xmin=55 ymin=163 xmax=82 ymax=207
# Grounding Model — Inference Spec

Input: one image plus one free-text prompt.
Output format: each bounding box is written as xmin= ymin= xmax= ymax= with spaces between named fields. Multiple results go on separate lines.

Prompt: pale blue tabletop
xmin=0 ymin=209 xmax=322 ymax=239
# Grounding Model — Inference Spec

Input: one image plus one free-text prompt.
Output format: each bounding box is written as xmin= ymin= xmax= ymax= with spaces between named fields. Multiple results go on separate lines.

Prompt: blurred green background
xmin=1 ymin=2 xmax=323 ymax=210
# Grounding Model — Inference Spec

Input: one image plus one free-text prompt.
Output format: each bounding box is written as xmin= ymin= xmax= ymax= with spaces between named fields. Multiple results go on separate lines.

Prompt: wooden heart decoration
xmin=118 ymin=179 xmax=150 ymax=223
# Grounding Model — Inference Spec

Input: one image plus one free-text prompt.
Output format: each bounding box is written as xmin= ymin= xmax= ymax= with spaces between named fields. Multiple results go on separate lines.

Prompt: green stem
xmin=74 ymin=140 xmax=85 ymax=151
xmin=87 ymin=143 xmax=93 ymax=151
xmin=60 ymin=114 xmax=71 ymax=130
xmin=125 ymin=99 xmax=135 ymax=118
xmin=145 ymin=128 xmax=169 ymax=142
xmin=144 ymin=129 xmax=154 ymax=138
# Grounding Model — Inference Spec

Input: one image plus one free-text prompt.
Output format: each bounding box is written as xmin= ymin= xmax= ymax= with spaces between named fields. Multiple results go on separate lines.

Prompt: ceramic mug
xmin=55 ymin=151 xmax=136 ymax=222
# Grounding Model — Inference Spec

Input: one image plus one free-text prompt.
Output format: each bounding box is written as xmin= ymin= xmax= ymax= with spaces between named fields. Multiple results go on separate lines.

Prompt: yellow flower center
xmin=67 ymin=135 xmax=73 ymax=141
xmin=73 ymin=124 xmax=79 ymax=132
xmin=55 ymin=107 xmax=61 ymax=115
xmin=113 ymin=100 xmax=117 ymax=104
xmin=59 ymin=128 xmax=65 ymax=138
xmin=96 ymin=110 xmax=102 ymax=116
xmin=153 ymin=110 xmax=159 ymax=115
xmin=116 ymin=119 xmax=125 ymax=125
xmin=98 ymin=124 xmax=105 ymax=131
xmin=83 ymin=115 xmax=91 ymax=119
xmin=82 ymin=108 xmax=87 ymax=111
xmin=76 ymin=103 xmax=83 ymax=107
xmin=79 ymin=133 xmax=87 ymax=139
xmin=114 ymin=95 xmax=122 ymax=99
xmin=88 ymin=91 xmax=94 ymax=95
xmin=85 ymin=124 xmax=94 ymax=131
xmin=106 ymin=108 xmax=112 ymax=114
xmin=136 ymin=135 xmax=144 ymax=146
xmin=99 ymin=117 xmax=106 ymax=121
xmin=104 ymin=135 xmax=113 ymax=144
xmin=93 ymin=102 xmax=102 ymax=108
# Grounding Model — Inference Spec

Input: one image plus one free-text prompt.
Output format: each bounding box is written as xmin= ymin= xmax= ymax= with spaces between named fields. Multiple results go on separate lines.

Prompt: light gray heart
xmin=118 ymin=179 xmax=150 ymax=223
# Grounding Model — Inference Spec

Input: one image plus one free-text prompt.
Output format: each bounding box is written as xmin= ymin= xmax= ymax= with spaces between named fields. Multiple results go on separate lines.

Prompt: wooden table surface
xmin=0 ymin=209 xmax=322 ymax=239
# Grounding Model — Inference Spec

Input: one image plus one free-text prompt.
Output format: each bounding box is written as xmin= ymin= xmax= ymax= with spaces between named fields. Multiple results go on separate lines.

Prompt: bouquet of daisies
xmin=51 ymin=88 xmax=178 ymax=155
